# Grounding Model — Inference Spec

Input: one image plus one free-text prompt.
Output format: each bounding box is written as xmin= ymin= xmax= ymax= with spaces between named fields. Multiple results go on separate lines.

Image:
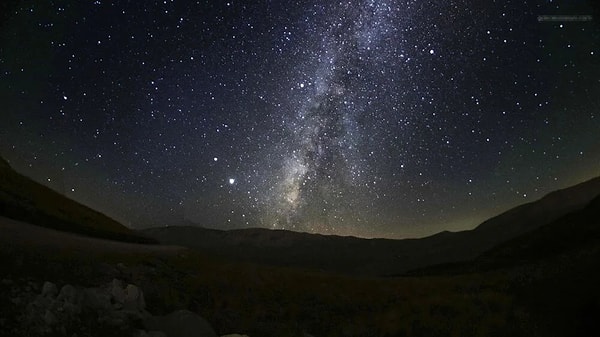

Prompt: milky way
xmin=268 ymin=2 xmax=396 ymax=232
xmin=1 ymin=0 xmax=599 ymax=238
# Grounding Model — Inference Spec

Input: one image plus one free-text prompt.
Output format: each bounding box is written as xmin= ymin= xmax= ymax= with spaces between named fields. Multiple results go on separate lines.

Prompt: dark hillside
xmin=0 ymin=156 xmax=156 ymax=244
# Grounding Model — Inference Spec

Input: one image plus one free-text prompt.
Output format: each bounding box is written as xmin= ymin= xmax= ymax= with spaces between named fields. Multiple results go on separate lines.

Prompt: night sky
xmin=1 ymin=0 xmax=599 ymax=238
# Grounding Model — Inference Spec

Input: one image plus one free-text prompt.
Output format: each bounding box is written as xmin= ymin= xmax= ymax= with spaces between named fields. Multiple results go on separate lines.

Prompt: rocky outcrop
xmin=8 ymin=279 xmax=149 ymax=336
xmin=1 ymin=278 xmax=250 ymax=337
xmin=40 ymin=281 xmax=57 ymax=298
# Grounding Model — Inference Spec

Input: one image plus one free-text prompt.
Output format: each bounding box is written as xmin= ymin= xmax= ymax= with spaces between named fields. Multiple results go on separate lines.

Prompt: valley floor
xmin=1 ymin=216 xmax=598 ymax=337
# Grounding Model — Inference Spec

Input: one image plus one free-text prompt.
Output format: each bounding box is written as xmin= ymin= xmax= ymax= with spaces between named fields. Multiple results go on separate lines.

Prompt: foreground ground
xmin=1 ymin=216 xmax=598 ymax=337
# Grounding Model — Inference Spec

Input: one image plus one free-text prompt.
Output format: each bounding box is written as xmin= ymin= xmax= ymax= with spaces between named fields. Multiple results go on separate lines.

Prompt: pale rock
xmin=82 ymin=287 xmax=111 ymax=311
xmin=110 ymin=279 xmax=126 ymax=307
xmin=42 ymin=310 xmax=57 ymax=325
xmin=57 ymin=284 xmax=78 ymax=303
xmin=123 ymin=283 xmax=145 ymax=311
xmin=41 ymin=281 xmax=58 ymax=298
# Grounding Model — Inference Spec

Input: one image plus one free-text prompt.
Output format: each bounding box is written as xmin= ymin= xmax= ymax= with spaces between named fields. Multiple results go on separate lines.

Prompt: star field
xmin=1 ymin=0 xmax=599 ymax=238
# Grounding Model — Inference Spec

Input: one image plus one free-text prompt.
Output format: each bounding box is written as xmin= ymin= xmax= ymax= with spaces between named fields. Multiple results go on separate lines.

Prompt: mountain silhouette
xmin=141 ymin=176 xmax=600 ymax=275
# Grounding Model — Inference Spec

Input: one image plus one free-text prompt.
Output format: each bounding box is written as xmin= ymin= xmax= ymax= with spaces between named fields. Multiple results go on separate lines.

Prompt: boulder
xmin=82 ymin=287 xmax=112 ymax=311
xmin=110 ymin=279 xmax=126 ymax=307
xmin=42 ymin=310 xmax=57 ymax=325
xmin=144 ymin=310 xmax=217 ymax=337
xmin=57 ymin=284 xmax=78 ymax=303
xmin=41 ymin=281 xmax=58 ymax=298
xmin=55 ymin=284 xmax=82 ymax=315
xmin=123 ymin=283 xmax=145 ymax=312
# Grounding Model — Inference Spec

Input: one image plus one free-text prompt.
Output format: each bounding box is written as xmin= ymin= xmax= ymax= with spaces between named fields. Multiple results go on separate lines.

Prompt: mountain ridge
xmin=141 ymin=175 xmax=600 ymax=275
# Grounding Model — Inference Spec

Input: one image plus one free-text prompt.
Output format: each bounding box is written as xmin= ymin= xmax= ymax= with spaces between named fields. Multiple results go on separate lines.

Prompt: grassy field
xmin=3 ymin=226 xmax=596 ymax=337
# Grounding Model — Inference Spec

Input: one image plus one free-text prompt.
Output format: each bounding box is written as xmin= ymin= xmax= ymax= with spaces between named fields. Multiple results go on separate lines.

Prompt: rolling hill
xmin=476 ymin=194 xmax=600 ymax=268
xmin=141 ymin=176 xmax=600 ymax=275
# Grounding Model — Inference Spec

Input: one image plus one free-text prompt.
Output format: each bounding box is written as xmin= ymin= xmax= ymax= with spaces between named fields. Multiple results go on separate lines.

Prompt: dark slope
xmin=0 ymin=156 xmax=156 ymax=244
xmin=407 ymin=193 xmax=600 ymax=275
xmin=468 ymin=176 xmax=600 ymax=247
xmin=142 ymin=176 xmax=600 ymax=275
xmin=399 ymin=176 xmax=600 ymax=272
xmin=416 ymin=195 xmax=600 ymax=337
xmin=477 ymin=194 xmax=600 ymax=267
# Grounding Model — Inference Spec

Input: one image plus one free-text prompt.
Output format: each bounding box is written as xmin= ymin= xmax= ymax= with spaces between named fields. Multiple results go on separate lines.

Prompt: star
xmin=0 ymin=0 xmax=597 ymax=238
